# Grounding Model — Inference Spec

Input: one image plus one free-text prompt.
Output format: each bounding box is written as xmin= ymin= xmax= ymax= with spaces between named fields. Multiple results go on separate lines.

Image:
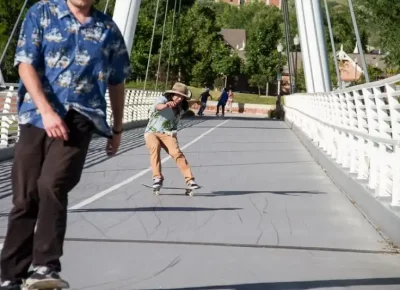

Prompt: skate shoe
xmin=25 ymin=266 xmax=66 ymax=288
xmin=0 ymin=281 xmax=22 ymax=290
xmin=153 ymin=178 xmax=163 ymax=189
xmin=187 ymin=180 xmax=200 ymax=190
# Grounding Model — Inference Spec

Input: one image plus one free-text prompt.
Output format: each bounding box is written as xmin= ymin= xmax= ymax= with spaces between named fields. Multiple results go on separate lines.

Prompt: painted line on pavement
xmin=68 ymin=119 xmax=230 ymax=210
xmin=0 ymin=119 xmax=230 ymax=250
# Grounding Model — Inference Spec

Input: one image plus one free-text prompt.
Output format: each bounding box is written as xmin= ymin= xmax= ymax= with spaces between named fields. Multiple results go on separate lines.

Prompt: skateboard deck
xmin=23 ymin=278 xmax=69 ymax=290
xmin=142 ymin=184 xmax=202 ymax=196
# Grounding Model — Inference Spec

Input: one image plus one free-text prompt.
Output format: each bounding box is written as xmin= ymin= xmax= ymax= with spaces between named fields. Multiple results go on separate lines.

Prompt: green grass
xmin=8 ymin=122 xmax=18 ymax=134
xmin=189 ymin=87 xmax=276 ymax=105
xmin=125 ymin=81 xmax=277 ymax=105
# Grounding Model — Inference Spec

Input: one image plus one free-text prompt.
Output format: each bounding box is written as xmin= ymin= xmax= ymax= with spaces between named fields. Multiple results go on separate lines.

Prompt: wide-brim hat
xmin=165 ymin=82 xmax=192 ymax=100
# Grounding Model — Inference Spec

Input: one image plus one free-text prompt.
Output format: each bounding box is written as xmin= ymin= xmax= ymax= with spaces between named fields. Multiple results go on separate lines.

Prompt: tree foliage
xmin=0 ymin=0 xmax=397 ymax=88
xmin=245 ymin=4 xmax=282 ymax=93
xmin=357 ymin=0 xmax=400 ymax=69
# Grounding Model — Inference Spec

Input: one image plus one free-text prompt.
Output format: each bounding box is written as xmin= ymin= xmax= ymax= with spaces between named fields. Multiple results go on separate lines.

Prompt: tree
xmin=0 ymin=0 xmax=37 ymax=82
xmin=211 ymin=41 xmax=242 ymax=89
xmin=245 ymin=4 xmax=283 ymax=95
xmin=359 ymin=0 xmax=400 ymax=68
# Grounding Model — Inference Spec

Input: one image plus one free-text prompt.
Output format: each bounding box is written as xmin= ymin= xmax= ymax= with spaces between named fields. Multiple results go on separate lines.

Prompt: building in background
xmin=215 ymin=0 xmax=282 ymax=9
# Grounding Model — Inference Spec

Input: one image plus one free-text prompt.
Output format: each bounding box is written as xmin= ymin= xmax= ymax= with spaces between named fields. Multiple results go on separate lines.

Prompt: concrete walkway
xmin=1 ymin=115 xmax=400 ymax=289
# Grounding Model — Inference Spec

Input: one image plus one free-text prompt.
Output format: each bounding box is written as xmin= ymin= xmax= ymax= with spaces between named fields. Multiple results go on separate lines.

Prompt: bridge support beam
xmin=112 ymin=0 xmax=142 ymax=57
xmin=295 ymin=0 xmax=331 ymax=93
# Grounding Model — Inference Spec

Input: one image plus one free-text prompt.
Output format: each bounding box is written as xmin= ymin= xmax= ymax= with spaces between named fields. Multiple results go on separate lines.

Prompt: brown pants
xmin=145 ymin=133 xmax=194 ymax=182
xmin=0 ymin=110 xmax=93 ymax=281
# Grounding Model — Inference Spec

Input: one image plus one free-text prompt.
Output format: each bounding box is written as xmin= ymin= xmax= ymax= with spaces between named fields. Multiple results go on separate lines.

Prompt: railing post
xmin=387 ymin=88 xmax=400 ymax=205
xmin=373 ymin=86 xmax=391 ymax=197
xmin=0 ymin=91 xmax=12 ymax=147
xmin=392 ymin=145 xmax=400 ymax=207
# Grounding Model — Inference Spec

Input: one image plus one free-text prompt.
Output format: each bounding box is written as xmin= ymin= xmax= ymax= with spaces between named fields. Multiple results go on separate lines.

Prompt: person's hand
xmin=166 ymin=101 xmax=178 ymax=108
xmin=106 ymin=133 xmax=121 ymax=157
xmin=42 ymin=110 xmax=69 ymax=141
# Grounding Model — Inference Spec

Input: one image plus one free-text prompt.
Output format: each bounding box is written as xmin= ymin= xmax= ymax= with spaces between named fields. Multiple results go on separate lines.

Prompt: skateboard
xmin=142 ymin=184 xmax=202 ymax=196
xmin=23 ymin=278 xmax=69 ymax=290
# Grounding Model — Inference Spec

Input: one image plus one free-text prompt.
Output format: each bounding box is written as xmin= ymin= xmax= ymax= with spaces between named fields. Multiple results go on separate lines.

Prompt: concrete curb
xmin=285 ymin=118 xmax=400 ymax=249
xmin=0 ymin=120 xmax=149 ymax=162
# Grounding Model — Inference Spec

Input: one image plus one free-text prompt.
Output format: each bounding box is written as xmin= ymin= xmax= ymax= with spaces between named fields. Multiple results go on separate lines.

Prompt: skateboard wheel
xmin=185 ymin=190 xmax=194 ymax=196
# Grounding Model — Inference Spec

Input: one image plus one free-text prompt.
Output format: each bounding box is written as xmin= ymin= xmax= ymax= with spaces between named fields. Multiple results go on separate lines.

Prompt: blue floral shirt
xmin=15 ymin=0 xmax=132 ymax=137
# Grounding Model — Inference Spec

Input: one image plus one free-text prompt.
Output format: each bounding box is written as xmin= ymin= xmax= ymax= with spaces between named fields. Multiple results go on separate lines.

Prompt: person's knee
xmin=37 ymin=174 xmax=77 ymax=206
xmin=169 ymin=148 xmax=184 ymax=160
xmin=148 ymin=143 xmax=161 ymax=154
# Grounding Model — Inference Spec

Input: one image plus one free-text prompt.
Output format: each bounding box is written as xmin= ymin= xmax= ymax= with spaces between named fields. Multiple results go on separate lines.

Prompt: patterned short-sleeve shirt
xmin=15 ymin=0 xmax=132 ymax=137
xmin=145 ymin=96 xmax=180 ymax=134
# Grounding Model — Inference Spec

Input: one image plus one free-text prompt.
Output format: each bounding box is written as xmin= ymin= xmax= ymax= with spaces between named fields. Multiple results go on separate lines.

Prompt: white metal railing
xmin=284 ymin=74 xmax=400 ymax=207
xmin=0 ymin=87 xmax=160 ymax=148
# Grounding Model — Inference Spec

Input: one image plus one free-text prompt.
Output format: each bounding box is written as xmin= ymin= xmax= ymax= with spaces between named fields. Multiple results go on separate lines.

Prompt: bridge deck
xmin=1 ymin=115 xmax=400 ymax=289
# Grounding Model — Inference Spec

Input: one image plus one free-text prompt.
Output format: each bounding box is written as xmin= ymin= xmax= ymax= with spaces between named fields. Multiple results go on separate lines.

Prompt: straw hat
xmin=165 ymin=82 xmax=192 ymax=100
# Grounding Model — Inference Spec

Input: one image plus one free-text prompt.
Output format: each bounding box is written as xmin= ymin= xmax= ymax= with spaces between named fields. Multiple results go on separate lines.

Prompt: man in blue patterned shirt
xmin=0 ymin=0 xmax=132 ymax=289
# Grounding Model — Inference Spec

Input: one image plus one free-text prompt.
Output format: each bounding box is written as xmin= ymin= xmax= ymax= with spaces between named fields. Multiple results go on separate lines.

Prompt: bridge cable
xmin=103 ymin=0 xmax=110 ymax=14
xmin=347 ymin=0 xmax=370 ymax=83
xmin=165 ymin=0 xmax=178 ymax=90
xmin=281 ymin=0 xmax=294 ymax=95
xmin=144 ymin=0 xmax=162 ymax=91
xmin=177 ymin=0 xmax=182 ymax=82
xmin=155 ymin=0 xmax=170 ymax=91
xmin=0 ymin=0 xmax=29 ymax=67
xmin=323 ymin=0 xmax=343 ymax=89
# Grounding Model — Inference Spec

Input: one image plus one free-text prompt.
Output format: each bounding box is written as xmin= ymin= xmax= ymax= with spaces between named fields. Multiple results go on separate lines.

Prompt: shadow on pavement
xmin=69 ymin=207 xmax=242 ymax=213
xmin=161 ymin=190 xmax=326 ymax=197
xmin=142 ymin=277 xmax=400 ymax=290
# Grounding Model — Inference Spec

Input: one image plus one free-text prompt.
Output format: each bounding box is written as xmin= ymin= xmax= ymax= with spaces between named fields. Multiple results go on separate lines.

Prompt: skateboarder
xmin=197 ymin=88 xmax=212 ymax=116
xmin=0 ymin=0 xmax=131 ymax=289
xmin=144 ymin=82 xmax=201 ymax=190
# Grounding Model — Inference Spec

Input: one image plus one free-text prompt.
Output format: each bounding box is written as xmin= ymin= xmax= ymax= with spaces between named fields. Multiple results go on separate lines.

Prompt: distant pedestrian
xmin=216 ymin=88 xmax=229 ymax=117
xmin=197 ymin=88 xmax=212 ymax=116
xmin=227 ymin=89 xmax=234 ymax=113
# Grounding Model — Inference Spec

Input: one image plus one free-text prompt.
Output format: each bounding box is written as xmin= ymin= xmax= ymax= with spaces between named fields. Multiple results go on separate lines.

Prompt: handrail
xmin=0 ymin=88 xmax=160 ymax=147
xmin=285 ymin=104 xmax=400 ymax=146
xmin=284 ymin=75 xmax=400 ymax=207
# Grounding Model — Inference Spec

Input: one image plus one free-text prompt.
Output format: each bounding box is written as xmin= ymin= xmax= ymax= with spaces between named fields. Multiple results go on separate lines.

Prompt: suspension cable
xmin=0 ymin=0 xmax=29 ymax=67
xmin=323 ymin=0 xmax=342 ymax=89
xmin=103 ymin=0 xmax=110 ymax=14
xmin=165 ymin=0 xmax=178 ymax=89
xmin=144 ymin=0 xmax=161 ymax=91
xmin=155 ymin=0 xmax=169 ymax=91
xmin=284 ymin=0 xmax=296 ymax=93
xmin=281 ymin=0 xmax=294 ymax=94
xmin=176 ymin=0 xmax=182 ymax=82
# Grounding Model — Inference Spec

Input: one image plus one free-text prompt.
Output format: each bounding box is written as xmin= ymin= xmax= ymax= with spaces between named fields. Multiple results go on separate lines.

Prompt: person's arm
xmin=15 ymin=6 xmax=69 ymax=140
xmin=155 ymin=99 xmax=181 ymax=111
xmin=105 ymin=24 xmax=132 ymax=156
xmin=108 ymin=82 xmax=125 ymax=132
xmin=107 ymin=26 xmax=132 ymax=130
xmin=18 ymin=64 xmax=69 ymax=140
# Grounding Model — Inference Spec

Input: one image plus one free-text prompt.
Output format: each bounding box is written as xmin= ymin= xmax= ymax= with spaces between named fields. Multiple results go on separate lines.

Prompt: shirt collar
xmin=56 ymin=0 xmax=71 ymax=19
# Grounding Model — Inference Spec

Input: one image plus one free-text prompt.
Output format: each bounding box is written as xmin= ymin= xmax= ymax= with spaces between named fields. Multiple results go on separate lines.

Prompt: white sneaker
xmin=187 ymin=180 xmax=200 ymax=190
xmin=153 ymin=178 xmax=163 ymax=189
